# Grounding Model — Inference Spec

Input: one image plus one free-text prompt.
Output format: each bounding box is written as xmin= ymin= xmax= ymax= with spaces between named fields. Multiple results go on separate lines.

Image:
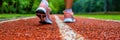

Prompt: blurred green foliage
xmin=73 ymin=0 xmax=120 ymax=13
xmin=0 ymin=0 xmax=120 ymax=14
xmin=49 ymin=0 xmax=65 ymax=13
xmin=0 ymin=0 xmax=40 ymax=13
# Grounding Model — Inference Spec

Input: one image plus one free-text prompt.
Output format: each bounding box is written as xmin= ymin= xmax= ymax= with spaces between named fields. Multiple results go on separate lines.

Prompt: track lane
xmin=58 ymin=15 xmax=120 ymax=40
xmin=0 ymin=15 xmax=62 ymax=40
xmin=1 ymin=15 xmax=120 ymax=40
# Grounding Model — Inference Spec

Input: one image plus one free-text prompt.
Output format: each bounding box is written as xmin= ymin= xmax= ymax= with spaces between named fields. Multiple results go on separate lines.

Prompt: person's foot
xmin=63 ymin=11 xmax=75 ymax=23
xmin=36 ymin=2 xmax=52 ymax=24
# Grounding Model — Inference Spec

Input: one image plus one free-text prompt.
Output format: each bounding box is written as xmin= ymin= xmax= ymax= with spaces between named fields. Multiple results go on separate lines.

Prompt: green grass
xmin=75 ymin=13 xmax=120 ymax=20
xmin=0 ymin=14 xmax=35 ymax=19
xmin=1 ymin=13 xmax=120 ymax=21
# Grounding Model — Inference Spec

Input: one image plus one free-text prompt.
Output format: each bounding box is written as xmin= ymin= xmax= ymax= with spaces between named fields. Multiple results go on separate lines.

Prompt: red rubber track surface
xmin=0 ymin=15 xmax=61 ymax=40
xmin=59 ymin=15 xmax=120 ymax=40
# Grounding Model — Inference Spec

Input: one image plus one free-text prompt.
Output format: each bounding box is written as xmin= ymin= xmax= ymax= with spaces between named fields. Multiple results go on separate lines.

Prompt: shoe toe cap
xmin=64 ymin=18 xmax=75 ymax=22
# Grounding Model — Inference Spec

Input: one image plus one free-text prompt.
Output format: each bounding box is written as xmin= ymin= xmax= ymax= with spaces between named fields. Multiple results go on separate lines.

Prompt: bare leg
xmin=64 ymin=0 xmax=73 ymax=9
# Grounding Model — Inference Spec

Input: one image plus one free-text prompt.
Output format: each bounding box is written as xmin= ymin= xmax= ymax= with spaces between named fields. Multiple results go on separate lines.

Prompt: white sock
xmin=41 ymin=0 xmax=48 ymax=6
xmin=65 ymin=9 xmax=73 ymax=12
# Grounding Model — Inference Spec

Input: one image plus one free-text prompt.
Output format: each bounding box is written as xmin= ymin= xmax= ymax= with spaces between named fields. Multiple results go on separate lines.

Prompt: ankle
xmin=64 ymin=9 xmax=73 ymax=12
xmin=41 ymin=0 xmax=49 ymax=6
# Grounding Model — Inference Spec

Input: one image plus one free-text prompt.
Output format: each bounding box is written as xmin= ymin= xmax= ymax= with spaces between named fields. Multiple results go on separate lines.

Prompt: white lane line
xmin=54 ymin=15 xmax=84 ymax=40
xmin=0 ymin=16 xmax=36 ymax=23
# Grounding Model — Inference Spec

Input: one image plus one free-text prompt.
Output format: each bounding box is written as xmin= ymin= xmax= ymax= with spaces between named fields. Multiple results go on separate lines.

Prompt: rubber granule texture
xmin=0 ymin=15 xmax=62 ymax=40
xmin=59 ymin=15 xmax=120 ymax=40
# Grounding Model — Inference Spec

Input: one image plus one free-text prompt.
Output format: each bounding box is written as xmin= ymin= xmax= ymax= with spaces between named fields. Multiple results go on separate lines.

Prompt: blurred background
xmin=0 ymin=0 xmax=120 ymax=14
xmin=0 ymin=0 xmax=120 ymax=21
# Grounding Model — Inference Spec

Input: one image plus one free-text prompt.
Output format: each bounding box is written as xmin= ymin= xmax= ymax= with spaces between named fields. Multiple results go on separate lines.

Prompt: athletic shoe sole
xmin=36 ymin=9 xmax=46 ymax=23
